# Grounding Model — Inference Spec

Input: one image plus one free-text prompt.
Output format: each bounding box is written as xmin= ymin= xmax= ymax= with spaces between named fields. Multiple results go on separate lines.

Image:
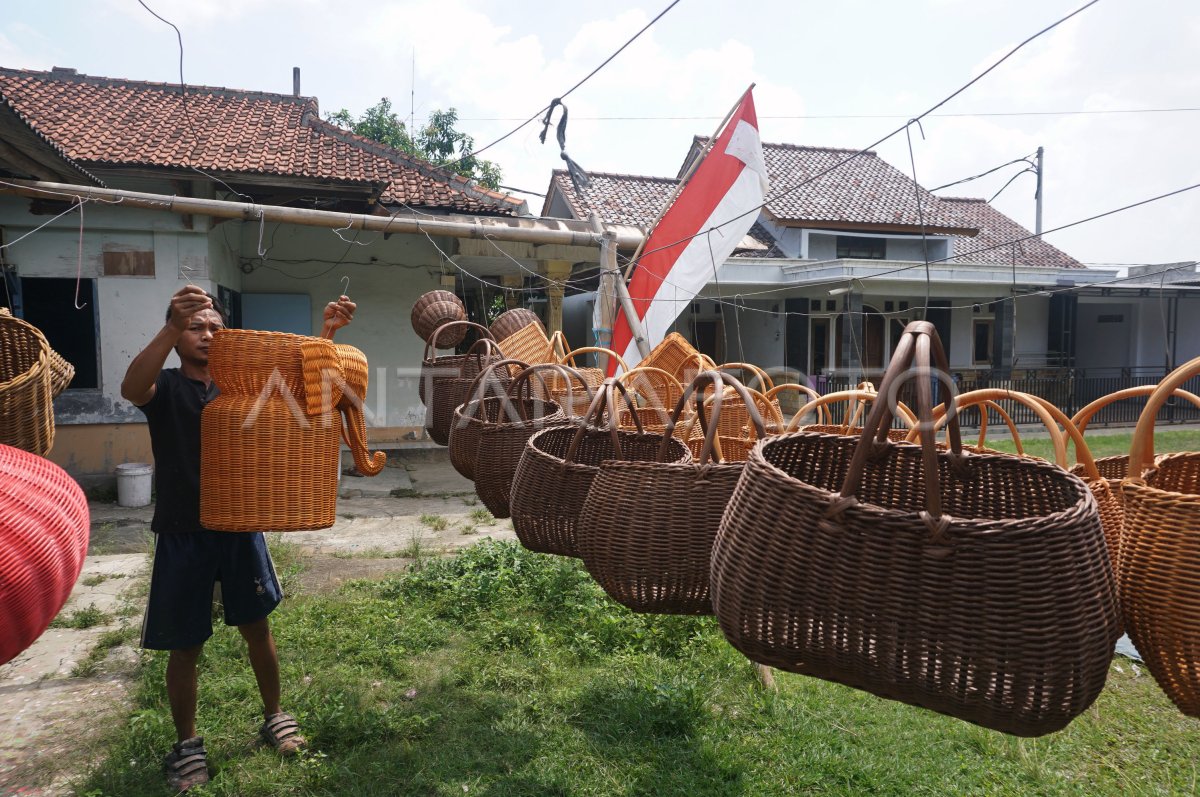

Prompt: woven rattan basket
xmin=411 ymin=290 xmax=467 ymax=346
xmin=448 ymin=359 xmax=531 ymax=481
xmin=0 ymin=309 xmax=74 ymax=456
xmin=510 ymin=378 xmax=691 ymax=557
xmin=640 ymin=332 xmax=711 ymax=384
xmin=496 ymin=321 xmax=555 ymax=367
xmin=201 ymin=330 xmax=385 ymax=532
xmin=1119 ymin=356 xmax=1200 ymax=716
xmin=0 ymin=444 xmax=90 ymax=666
xmin=490 ymin=308 xmax=545 ymax=342
xmin=710 ymin=321 xmax=1120 ymax=736
xmin=577 ymin=372 xmax=764 ymax=614
xmin=425 ymin=337 xmax=505 ymax=446
xmin=549 ymin=346 xmax=628 ymax=416
xmin=473 ymin=364 xmax=583 ymax=518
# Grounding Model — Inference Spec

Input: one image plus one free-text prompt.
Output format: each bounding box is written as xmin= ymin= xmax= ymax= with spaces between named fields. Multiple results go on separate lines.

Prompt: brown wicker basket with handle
xmin=473 ymin=364 xmax=585 ymax=518
xmin=448 ymin=358 xmax=531 ymax=481
xmin=509 ymin=378 xmax=691 ymax=558
xmin=201 ymin=330 xmax=385 ymax=532
xmin=418 ymin=321 xmax=493 ymax=406
xmin=710 ymin=320 xmax=1120 ymax=737
xmin=786 ymin=388 xmax=917 ymax=441
xmin=578 ymin=371 xmax=764 ymax=614
xmin=0 ymin=308 xmax=62 ymax=456
xmin=490 ymin=308 xmax=545 ymax=342
xmin=763 ymin=383 xmax=824 ymax=433
xmin=411 ymin=290 xmax=467 ymax=346
xmin=616 ymin=366 xmax=685 ymax=433
xmin=425 ymin=337 xmax=505 ymax=446
xmin=1120 ymin=356 xmax=1200 ymax=716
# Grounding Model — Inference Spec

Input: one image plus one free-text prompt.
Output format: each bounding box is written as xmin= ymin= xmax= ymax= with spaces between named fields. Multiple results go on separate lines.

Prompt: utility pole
xmin=1035 ymin=146 xmax=1044 ymax=236
xmin=590 ymin=213 xmax=651 ymax=359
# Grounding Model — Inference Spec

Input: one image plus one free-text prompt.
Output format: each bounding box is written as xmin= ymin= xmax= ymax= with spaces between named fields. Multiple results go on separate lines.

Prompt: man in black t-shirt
xmin=121 ymin=284 xmax=355 ymax=791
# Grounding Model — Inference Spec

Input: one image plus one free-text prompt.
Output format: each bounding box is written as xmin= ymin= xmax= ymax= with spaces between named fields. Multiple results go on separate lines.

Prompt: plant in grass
xmin=49 ymin=602 xmax=111 ymax=630
xmin=81 ymin=572 xmax=124 ymax=587
xmin=468 ymin=508 xmax=495 ymax=526
xmin=419 ymin=513 xmax=448 ymax=532
xmin=71 ymin=625 xmax=139 ymax=677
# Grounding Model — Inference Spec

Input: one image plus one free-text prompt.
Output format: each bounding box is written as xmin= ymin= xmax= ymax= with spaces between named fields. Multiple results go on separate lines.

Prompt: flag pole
xmin=591 ymin=213 xmax=651 ymax=358
xmin=621 ymin=83 xmax=756 ymax=280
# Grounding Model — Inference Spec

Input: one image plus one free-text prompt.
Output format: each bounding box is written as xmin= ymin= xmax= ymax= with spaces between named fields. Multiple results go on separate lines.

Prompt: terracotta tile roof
xmin=942 ymin=197 xmax=1085 ymax=269
xmin=0 ymin=67 xmax=524 ymax=215
xmin=0 ymin=89 xmax=103 ymax=185
xmin=735 ymin=138 xmax=973 ymax=233
xmin=544 ymin=169 xmax=678 ymax=227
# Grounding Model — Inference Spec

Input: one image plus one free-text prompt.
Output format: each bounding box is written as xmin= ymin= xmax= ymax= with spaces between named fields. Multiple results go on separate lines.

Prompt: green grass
xmin=49 ymin=602 xmax=111 ymax=630
xmin=71 ymin=625 xmax=140 ymax=678
xmin=982 ymin=428 xmax=1200 ymax=464
xmin=81 ymin=572 xmax=125 ymax=587
xmin=419 ymin=513 xmax=449 ymax=532
xmin=75 ymin=540 xmax=1199 ymax=796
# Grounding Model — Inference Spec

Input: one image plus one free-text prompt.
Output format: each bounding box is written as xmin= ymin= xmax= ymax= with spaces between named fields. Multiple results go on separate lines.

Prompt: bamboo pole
xmin=590 ymin=213 xmax=651 ymax=359
xmin=0 ymin=179 xmax=646 ymax=250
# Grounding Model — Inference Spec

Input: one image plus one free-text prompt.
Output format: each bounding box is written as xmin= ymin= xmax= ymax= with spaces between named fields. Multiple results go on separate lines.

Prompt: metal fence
xmin=808 ymin=372 xmax=1200 ymax=429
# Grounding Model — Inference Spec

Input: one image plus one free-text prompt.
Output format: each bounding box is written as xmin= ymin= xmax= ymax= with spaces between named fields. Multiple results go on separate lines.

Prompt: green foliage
xmin=326 ymin=99 xmax=503 ymax=189
xmin=49 ymin=602 xmax=110 ymax=630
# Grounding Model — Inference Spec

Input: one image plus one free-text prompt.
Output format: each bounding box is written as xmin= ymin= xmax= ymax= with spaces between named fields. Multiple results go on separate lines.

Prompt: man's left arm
xmin=321 ymin=295 xmax=356 ymax=340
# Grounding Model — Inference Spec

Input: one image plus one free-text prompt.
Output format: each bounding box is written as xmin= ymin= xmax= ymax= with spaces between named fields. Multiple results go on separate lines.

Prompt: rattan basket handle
xmin=716 ymin=362 xmax=775 ymax=393
xmin=840 ymin=321 xmax=960 ymax=522
xmin=455 ymin=358 xmax=532 ymax=427
xmin=422 ymin=321 xmax=493 ymax=359
xmin=565 ymin=377 xmax=640 ymax=463
xmin=1071 ymin=385 xmax=1200 ymax=464
xmin=765 ymin=383 xmax=829 ymax=426
xmin=1127 ymin=355 xmax=1200 ymax=480
xmin=561 ymin=346 xmax=630 ymax=376
xmin=548 ymin=330 xmax=571 ymax=360
xmin=507 ymin=362 xmax=592 ymax=419
xmin=664 ymin=371 xmax=767 ymax=464
xmin=924 ymin=389 xmax=1069 ymax=468
xmin=785 ymin=390 xmax=918 ymax=433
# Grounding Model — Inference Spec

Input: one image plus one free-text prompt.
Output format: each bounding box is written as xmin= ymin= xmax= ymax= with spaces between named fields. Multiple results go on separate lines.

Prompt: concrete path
xmin=0 ymin=451 xmax=514 ymax=796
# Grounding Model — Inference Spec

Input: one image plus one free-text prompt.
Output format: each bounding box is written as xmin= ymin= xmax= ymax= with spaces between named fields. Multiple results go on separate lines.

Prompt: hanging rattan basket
xmin=0 ymin=309 xmax=74 ymax=456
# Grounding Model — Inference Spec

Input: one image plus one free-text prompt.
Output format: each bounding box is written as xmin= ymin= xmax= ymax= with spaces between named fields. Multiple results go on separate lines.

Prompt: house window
xmin=19 ymin=277 xmax=99 ymax=389
xmin=836 ymin=236 xmax=886 ymax=259
xmin=973 ymin=319 xmax=993 ymax=365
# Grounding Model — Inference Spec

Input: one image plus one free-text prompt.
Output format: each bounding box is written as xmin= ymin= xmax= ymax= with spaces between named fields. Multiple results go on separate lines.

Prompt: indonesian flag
xmin=609 ymin=87 xmax=768 ymax=373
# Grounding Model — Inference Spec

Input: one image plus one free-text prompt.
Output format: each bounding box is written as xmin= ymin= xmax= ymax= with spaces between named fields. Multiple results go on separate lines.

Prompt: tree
xmin=326 ymin=99 xmax=502 ymax=190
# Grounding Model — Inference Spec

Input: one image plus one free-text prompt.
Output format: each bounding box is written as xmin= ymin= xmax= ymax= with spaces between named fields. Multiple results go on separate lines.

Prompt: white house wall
xmin=1013 ymin=296 xmax=1049 ymax=365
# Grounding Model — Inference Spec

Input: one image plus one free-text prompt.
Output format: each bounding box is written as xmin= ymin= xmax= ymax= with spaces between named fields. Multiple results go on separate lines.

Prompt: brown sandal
xmin=261 ymin=711 xmax=306 ymax=755
xmin=164 ymin=736 xmax=210 ymax=791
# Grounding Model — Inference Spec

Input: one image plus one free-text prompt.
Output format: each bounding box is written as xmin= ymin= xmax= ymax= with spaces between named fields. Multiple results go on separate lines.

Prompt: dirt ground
xmin=0 ymin=453 xmax=512 ymax=797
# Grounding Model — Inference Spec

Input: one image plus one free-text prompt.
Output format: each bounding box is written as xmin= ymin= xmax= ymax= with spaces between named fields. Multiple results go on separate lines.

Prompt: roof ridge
xmin=0 ymin=66 xmax=314 ymax=106
xmin=553 ymin=168 xmax=678 ymax=183
xmin=693 ymin=134 xmax=876 ymax=156
xmin=939 ymin=196 xmax=988 ymax=203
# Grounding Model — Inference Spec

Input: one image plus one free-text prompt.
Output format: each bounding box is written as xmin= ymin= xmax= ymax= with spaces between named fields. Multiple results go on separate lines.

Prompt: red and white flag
xmin=609 ymin=87 xmax=768 ymax=373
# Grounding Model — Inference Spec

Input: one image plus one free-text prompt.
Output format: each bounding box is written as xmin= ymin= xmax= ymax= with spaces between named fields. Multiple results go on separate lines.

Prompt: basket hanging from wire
xmin=418 ymin=321 xmax=494 ymax=406
xmin=201 ymin=329 xmax=385 ymax=532
xmin=411 ymin=290 xmax=467 ymax=347
xmin=0 ymin=444 xmax=90 ymax=666
xmin=710 ymin=320 xmax=1120 ymax=737
xmin=0 ymin=308 xmax=74 ymax=456
xmin=448 ymin=358 xmax=533 ymax=481
xmin=509 ymin=377 xmax=691 ymax=558
xmin=425 ymin=336 xmax=505 ymax=446
xmin=490 ymin=308 xmax=545 ymax=342
xmin=1119 ymin=356 xmax=1200 ymax=717
xmin=577 ymin=371 xmax=765 ymax=615
xmin=473 ymin=364 xmax=587 ymax=519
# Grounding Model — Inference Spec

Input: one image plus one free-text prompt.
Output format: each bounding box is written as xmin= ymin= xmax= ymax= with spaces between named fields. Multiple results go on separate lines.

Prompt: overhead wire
xmin=460 ymin=107 xmax=1200 ymax=122
xmin=438 ymin=0 xmax=683 ymax=168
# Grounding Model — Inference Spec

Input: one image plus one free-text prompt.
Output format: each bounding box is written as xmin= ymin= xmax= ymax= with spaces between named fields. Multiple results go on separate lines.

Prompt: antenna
xmin=410 ymin=49 xmax=416 ymax=134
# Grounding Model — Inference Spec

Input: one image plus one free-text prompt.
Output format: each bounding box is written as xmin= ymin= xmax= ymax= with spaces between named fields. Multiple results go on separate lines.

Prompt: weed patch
xmin=50 ymin=603 xmax=111 ymax=630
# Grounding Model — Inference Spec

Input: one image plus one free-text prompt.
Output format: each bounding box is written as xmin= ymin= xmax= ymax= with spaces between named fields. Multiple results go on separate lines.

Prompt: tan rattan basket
xmin=201 ymin=330 xmax=385 ymax=532
xmin=490 ymin=308 xmax=544 ymax=342
xmin=0 ymin=308 xmax=73 ymax=456
xmin=1119 ymin=357 xmax=1200 ymax=716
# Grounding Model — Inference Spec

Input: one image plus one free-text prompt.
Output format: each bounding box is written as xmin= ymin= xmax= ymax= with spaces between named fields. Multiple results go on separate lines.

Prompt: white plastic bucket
xmin=115 ymin=462 xmax=153 ymax=507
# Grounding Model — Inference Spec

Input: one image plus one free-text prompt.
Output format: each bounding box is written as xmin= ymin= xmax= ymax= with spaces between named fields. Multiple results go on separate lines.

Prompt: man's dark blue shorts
xmin=141 ymin=530 xmax=283 ymax=651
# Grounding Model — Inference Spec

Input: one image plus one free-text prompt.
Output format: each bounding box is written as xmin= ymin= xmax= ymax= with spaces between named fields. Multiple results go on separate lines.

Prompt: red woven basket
xmin=0 ymin=444 xmax=90 ymax=666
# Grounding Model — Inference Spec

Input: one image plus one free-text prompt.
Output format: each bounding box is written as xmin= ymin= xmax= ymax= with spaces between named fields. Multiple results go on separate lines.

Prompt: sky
xmin=2 ymin=0 xmax=1197 ymax=270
